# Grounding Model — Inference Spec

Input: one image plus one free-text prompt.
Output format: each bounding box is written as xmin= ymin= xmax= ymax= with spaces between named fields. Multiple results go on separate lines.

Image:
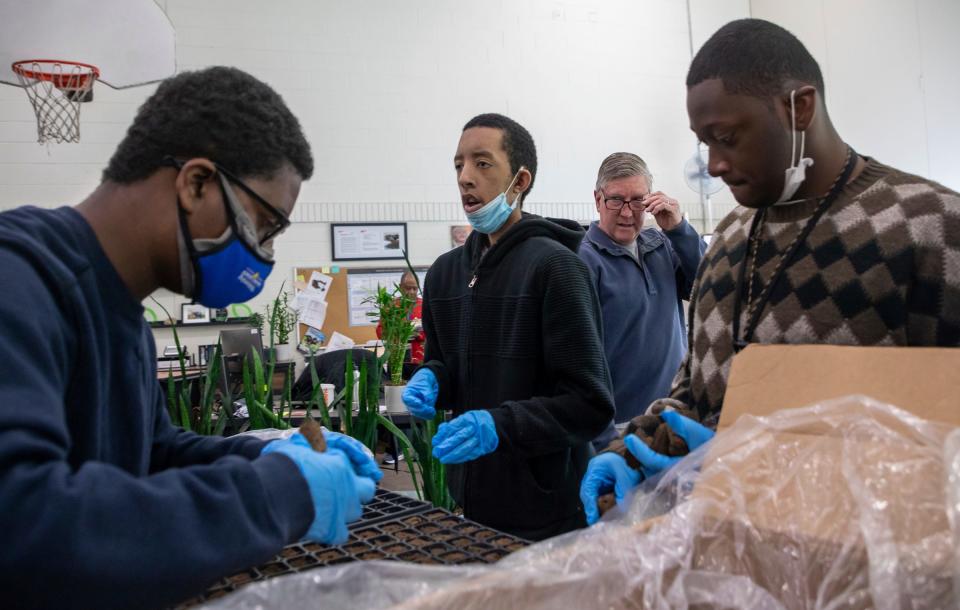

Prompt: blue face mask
xmin=466 ymin=170 xmax=523 ymax=234
xmin=177 ymin=173 xmax=275 ymax=308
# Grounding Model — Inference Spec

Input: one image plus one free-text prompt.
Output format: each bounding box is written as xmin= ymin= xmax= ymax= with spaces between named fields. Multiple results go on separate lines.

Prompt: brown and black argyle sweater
xmin=666 ymin=158 xmax=960 ymax=422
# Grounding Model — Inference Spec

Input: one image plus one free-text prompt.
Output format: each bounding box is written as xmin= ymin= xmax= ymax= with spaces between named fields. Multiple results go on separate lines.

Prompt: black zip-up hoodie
xmin=420 ymin=213 xmax=615 ymax=540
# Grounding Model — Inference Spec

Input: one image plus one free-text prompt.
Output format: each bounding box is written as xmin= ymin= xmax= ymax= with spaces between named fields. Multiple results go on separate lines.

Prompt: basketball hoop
xmin=12 ymin=59 xmax=100 ymax=144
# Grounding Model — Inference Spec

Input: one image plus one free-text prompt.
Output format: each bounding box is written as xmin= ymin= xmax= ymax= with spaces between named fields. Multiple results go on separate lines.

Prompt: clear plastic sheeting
xmin=203 ymin=396 xmax=959 ymax=610
xmin=944 ymin=428 xmax=960 ymax=604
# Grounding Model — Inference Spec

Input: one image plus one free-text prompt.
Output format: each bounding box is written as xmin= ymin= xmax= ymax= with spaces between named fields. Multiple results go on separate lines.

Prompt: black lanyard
xmin=731 ymin=148 xmax=858 ymax=352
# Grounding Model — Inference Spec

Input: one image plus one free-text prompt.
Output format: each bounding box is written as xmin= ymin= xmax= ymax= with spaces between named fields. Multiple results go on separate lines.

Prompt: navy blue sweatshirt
xmin=0 ymin=207 xmax=313 ymax=610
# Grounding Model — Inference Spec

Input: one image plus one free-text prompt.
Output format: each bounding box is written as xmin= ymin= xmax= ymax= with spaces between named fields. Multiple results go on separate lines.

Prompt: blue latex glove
xmin=431 ymin=410 xmax=498 ymax=464
xmin=261 ymin=440 xmax=376 ymax=544
xmin=288 ymin=431 xmax=383 ymax=483
xmin=402 ymin=368 xmax=439 ymax=419
xmin=579 ymin=452 xmax=643 ymax=525
xmin=623 ymin=410 xmax=715 ymax=478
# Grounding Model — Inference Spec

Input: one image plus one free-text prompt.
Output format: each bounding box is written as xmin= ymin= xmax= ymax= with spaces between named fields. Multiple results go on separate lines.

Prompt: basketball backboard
xmin=0 ymin=0 xmax=176 ymax=89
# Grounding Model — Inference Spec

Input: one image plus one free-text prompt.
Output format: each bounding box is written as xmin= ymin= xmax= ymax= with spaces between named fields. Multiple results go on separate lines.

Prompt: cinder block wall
xmin=1 ymin=0 xmax=956 ymax=355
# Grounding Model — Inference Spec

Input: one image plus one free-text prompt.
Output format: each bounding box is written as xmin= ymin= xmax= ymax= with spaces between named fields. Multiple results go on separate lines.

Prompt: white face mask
xmin=775 ymin=89 xmax=815 ymax=204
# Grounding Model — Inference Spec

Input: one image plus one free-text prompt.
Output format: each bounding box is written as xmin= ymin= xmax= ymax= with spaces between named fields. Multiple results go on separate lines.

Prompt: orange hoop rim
xmin=12 ymin=59 xmax=100 ymax=90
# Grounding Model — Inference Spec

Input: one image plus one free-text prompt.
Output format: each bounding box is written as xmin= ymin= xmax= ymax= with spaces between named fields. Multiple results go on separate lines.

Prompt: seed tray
xmin=352 ymin=488 xmax=432 ymax=529
xmin=180 ymin=507 xmax=529 ymax=607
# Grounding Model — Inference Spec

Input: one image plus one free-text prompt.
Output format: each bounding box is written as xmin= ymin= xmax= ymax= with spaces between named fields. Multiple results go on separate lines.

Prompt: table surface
xmin=156 ymin=360 xmax=293 ymax=381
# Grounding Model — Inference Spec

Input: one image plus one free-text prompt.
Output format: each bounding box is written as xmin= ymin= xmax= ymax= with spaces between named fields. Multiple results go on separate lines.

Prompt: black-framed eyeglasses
xmin=164 ymin=156 xmax=291 ymax=246
xmin=600 ymin=188 xmax=647 ymax=212
xmin=215 ymin=165 xmax=291 ymax=245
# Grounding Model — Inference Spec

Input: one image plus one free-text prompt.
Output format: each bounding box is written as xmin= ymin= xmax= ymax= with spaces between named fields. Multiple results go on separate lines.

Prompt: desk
xmin=284 ymin=406 xmax=410 ymax=427
xmin=158 ymin=361 xmax=294 ymax=393
xmin=157 ymin=365 xmax=205 ymax=381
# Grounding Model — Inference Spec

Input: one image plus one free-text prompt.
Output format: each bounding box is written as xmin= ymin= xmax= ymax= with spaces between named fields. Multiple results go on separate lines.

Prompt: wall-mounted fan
xmin=683 ymin=145 xmax=724 ymax=230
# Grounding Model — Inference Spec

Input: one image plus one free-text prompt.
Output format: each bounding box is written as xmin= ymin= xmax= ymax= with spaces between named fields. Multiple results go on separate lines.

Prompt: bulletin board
xmin=292 ymin=266 xmax=427 ymax=347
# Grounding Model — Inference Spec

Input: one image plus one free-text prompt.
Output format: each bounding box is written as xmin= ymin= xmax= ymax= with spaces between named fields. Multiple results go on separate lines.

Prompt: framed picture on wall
xmin=450 ymin=225 xmax=472 ymax=249
xmin=181 ymin=303 xmax=211 ymax=324
xmin=331 ymin=222 xmax=408 ymax=261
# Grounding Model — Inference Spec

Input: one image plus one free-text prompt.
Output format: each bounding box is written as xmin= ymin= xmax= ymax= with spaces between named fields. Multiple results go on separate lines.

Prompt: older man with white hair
xmin=579 ymin=152 xmax=706 ymax=429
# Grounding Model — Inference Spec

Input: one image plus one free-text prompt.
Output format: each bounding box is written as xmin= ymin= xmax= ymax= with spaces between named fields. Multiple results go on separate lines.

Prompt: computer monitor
xmin=219 ymin=328 xmax=265 ymax=396
xmin=219 ymin=328 xmax=264 ymax=362
xmin=219 ymin=328 xmax=264 ymax=374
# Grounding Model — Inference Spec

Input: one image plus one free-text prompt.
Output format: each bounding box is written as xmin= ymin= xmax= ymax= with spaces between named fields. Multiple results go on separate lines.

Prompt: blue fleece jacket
xmin=578 ymin=219 xmax=706 ymax=424
xmin=0 ymin=207 xmax=313 ymax=610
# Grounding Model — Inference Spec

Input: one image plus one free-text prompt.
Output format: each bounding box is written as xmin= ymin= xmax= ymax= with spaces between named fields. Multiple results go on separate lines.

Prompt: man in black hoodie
xmin=402 ymin=113 xmax=615 ymax=540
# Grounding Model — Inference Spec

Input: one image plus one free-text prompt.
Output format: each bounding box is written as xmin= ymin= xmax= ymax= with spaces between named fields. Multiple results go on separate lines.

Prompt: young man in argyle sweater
xmin=581 ymin=18 xmax=960 ymax=520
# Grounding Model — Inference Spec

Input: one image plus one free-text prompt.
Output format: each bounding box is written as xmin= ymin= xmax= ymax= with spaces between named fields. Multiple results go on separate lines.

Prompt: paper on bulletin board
xmin=305 ymin=271 xmax=333 ymax=301
xmin=297 ymin=293 xmax=328 ymax=330
xmin=326 ymin=331 xmax=355 ymax=352
xmin=346 ymin=271 xmax=405 ymax=327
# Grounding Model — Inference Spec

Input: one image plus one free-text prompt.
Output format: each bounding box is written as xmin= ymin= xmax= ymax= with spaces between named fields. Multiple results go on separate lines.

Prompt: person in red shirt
xmin=376 ymin=270 xmax=424 ymax=367
xmin=376 ymin=270 xmax=423 ymax=465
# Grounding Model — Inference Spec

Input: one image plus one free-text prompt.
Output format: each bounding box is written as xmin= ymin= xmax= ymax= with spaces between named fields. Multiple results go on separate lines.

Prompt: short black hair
xmin=687 ymin=19 xmax=825 ymax=98
xmin=103 ymin=66 xmax=313 ymax=183
xmin=463 ymin=113 xmax=537 ymax=202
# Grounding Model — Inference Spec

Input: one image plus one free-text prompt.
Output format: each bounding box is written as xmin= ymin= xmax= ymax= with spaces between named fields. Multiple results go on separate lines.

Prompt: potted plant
xmin=248 ymin=311 xmax=265 ymax=336
xmin=266 ymin=285 xmax=299 ymax=362
xmin=370 ymin=251 xmax=455 ymax=510
xmin=366 ymin=283 xmax=416 ymax=413
xmin=150 ymin=298 xmax=232 ymax=436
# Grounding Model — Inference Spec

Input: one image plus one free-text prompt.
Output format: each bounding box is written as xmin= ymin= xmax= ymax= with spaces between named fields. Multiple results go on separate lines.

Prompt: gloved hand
xmin=623 ymin=410 xmax=715 ymax=478
xmin=432 ymin=410 xmax=498 ymax=464
xmin=288 ymin=430 xmax=383 ymax=484
xmin=261 ymin=439 xmax=376 ymax=544
xmin=402 ymin=368 xmax=439 ymax=419
xmin=579 ymin=452 xmax=643 ymax=525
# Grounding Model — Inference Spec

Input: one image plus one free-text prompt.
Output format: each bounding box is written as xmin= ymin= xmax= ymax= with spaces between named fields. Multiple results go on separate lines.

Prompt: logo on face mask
xmin=238 ymin=268 xmax=264 ymax=292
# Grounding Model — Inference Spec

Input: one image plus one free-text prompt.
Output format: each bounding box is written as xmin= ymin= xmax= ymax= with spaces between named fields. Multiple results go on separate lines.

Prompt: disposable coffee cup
xmin=320 ymin=383 xmax=335 ymax=407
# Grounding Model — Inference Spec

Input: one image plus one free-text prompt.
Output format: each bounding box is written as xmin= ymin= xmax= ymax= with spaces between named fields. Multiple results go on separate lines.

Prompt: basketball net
xmin=12 ymin=60 xmax=99 ymax=144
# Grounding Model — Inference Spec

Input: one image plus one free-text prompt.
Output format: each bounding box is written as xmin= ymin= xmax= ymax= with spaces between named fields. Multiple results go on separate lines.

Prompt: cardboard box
xmin=691 ymin=345 xmax=960 ymax=609
xmin=720 ymin=344 xmax=960 ymax=429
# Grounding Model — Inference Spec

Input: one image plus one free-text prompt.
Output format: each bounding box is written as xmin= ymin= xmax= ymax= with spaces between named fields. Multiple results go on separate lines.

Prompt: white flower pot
xmin=275 ymin=343 xmax=296 ymax=362
xmin=384 ymin=384 xmax=407 ymax=414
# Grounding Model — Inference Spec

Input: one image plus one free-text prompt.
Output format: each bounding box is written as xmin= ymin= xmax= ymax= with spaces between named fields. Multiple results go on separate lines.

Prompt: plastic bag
xmin=233 ymin=427 xmax=298 ymax=443
xmin=234 ymin=426 xmax=376 ymax=460
xmin=203 ymin=395 xmax=958 ymax=609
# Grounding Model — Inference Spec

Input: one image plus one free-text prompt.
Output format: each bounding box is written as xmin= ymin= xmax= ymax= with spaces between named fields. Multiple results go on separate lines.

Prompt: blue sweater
xmin=0 ymin=207 xmax=313 ymax=610
xmin=578 ymin=220 xmax=706 ymax=423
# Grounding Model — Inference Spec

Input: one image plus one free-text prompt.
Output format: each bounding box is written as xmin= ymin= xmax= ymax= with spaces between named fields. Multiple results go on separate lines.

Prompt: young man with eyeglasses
xmin=578 ymin=152 xmax=706 ymax=429
xmin=0 ymin=67 xmax=380 ymax=609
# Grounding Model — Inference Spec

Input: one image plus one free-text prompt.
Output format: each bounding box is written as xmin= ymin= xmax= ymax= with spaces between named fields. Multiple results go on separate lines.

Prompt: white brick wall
xmin=0 ymin=1 xmax=734 ymax=216
xmin=751 ymin=0 xmax=960 ymax=195
xmin=1 ymin=1 xmax=956 ymax=357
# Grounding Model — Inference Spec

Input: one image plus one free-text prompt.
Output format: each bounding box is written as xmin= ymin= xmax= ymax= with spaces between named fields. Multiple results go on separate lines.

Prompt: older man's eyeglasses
xmin=600 ymin=189 xmax=648 ymax=212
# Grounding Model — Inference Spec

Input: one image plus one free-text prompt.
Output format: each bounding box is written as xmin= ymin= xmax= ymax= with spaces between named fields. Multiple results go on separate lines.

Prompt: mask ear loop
xmin=217 ymin=172 xmax=276 ymax=263
xmin=507 ymin=166 xmax=525 ymax=207
xmin=789 ymin=89 xmax=798 ymax=168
